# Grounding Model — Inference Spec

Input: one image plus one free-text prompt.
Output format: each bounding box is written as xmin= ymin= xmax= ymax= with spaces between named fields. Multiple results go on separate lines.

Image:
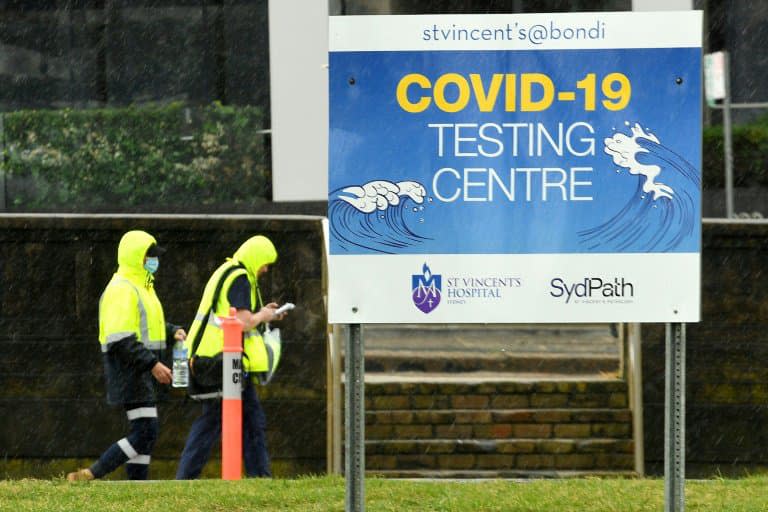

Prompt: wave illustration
xmin=329 ymin=179 xmax=431 ymax=254
xmin=579 ymin=122 xmax=700 ymax=252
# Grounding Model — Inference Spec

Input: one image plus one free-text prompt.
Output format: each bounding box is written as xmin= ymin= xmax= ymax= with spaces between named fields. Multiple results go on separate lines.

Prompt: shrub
xmin=703 ymin=118 xmax=768 ymax=189
xmin=2 ymin=103 xmax=767 ymax=212
xmin=1 ymin=102 xmax=269 ymax=212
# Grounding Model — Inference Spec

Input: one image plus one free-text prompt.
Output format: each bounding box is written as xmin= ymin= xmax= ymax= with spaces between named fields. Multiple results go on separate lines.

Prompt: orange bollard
xmin=221 ymin=306 xmax=243 ymax=480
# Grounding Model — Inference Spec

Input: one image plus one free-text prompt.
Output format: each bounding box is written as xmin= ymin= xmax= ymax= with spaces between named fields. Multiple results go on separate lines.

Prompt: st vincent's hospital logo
xmin=412 ymin=263 xmax=523 ymax=314
xmin=412 ymin=263 xmax=441 ymax=313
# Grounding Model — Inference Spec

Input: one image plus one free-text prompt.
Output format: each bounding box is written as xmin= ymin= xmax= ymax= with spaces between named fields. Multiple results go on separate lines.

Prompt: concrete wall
xmin=0 ymin=214 xmax=327 ymax=479
xmin=642 ymin=219 xmax=768 ymax=477
xmin=2 ymin=215 xmax=767 ymax=478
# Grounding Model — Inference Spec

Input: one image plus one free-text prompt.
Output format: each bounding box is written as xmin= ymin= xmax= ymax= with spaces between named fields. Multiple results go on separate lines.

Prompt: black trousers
xmin=90 ymin=403 xmax=159 ymax=480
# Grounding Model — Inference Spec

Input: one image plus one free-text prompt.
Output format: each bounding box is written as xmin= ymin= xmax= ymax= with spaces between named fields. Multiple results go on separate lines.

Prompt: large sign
xmin=328 ymin=12 xmax=702 ymax=324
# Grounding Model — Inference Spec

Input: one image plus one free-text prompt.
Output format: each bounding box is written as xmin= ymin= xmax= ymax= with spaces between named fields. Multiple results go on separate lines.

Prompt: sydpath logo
xmin=412 ymin=263 xmax=442 ymax=313
xmin=550 ymin=276 xmax=635 ymax=304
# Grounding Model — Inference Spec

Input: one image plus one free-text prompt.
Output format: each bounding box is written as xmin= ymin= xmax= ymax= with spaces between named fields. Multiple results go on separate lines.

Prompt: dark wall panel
xmin=0 ymin=214 xmax=327 ymax=479
xmin=642 ymin=222 xmax=768 ymax=476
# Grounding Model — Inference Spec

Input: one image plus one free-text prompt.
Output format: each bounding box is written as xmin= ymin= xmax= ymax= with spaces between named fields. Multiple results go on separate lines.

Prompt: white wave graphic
xmin=330 ymin=179 xmax=430 ymax=254
xmin=337 ymin=180 xmax=427 ymax=213
xmin=580 ymin=122 xmax=699 ymax=252
xmin=604 ymin=122 xmax=674 ymax=200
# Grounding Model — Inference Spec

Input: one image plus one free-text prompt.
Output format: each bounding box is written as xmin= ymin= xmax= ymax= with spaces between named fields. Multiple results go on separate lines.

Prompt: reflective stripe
xmin=105 ymin=332 xmax=135 ymax=343
xmin=102 ymin=338 xmax=165 ymax=353
xmin=112 ymin=277 xmax=150 ymax=344
xmin=193 ymin=311 xmax=224 ymax=330
xmin=126 ymin=454 xmax=151 ymax=465
xmin=102 ymin=331 xmax=135 ymax=352
xmin=126 ymin=407 xmax=158 ymax=420
xmin=265 ymin=343 xmax=274 ymax=375
xmin=117 ymin=438 xmax=138 ymax=459
xmin=143 ymin=340 xmax=165 ymax=350
xmin=199 ymin=310 xmax=256 ymax=335
xmin=207 ymin=312 xmax=222 ymax=328
xmin=189 ymin=391 xmax=222 ymax=400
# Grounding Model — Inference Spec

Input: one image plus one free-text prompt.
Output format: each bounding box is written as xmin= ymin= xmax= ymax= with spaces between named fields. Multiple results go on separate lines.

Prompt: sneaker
xmin=66 ymin=468 xmax=94 ymax=482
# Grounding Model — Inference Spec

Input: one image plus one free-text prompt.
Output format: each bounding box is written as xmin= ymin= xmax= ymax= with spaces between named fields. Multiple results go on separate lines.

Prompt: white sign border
xmin=329 ymin=253 xmax=700 ymax=324
xmin=328 ymin=11 xmax=703 ymax=324
xmin=330 ymin=11 xmax=703 ymax=52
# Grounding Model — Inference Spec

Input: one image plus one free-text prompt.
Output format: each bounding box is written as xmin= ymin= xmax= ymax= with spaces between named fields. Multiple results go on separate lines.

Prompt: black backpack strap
xmin=189 ymin=262 xmax=245 ymax=357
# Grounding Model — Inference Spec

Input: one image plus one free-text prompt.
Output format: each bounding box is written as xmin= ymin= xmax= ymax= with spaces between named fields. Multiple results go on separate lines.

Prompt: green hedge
xmin=703 ymin=118 xmax=768 ymax=189
xmin=1 ymin=102 xmax=269 ymax=211
xmin=1 ymin=103 xmax=766 ymax=212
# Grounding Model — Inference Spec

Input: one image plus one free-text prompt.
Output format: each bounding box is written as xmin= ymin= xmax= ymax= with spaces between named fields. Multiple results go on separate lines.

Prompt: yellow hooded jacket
xmin=99 ymin=230 xmax=169 ymax=405
xmin=186 ymin=235 xmax=279 ymax=394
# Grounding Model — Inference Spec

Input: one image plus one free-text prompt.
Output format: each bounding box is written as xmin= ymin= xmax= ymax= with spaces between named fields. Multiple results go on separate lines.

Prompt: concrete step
xmin=362 ymin=378 xmax=629 ymax=411
xmin=363 ymin=350 xmax=619 ymax=374
xmin=362 ymin=372 xmax=621 ymax=384
xmin=365 ymin=408 xmax=632 ymax=437
xmin=342 ymin=323 xmax=622 ymax=376
xmin=348 ymin=376 xmax=634 ymax=476
xmin=366 ymin=469 xmax=638 ymax=479
xmin=366 ymin=438 xmax=634 ymax=456
xmin=359 ymin=323 xmax=621 ymax=355
xmin=365 ymin=438 xmax=635 ymax=472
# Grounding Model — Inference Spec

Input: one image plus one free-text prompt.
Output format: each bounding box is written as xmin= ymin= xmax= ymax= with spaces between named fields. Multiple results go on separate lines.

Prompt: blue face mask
xmin=144 ymin=257 xmax=160 ymax=274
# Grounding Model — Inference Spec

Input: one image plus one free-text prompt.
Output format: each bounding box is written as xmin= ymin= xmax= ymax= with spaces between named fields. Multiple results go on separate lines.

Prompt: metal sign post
xmin=345 ymin=323 xmax=365 ymax=512
xmin=721 ymin=52 xmax=735 ymax=219
xmin=0 ymin=114 xmax=5 ymax=211
xmin=664 ymin=323 xmax=686 ymax=512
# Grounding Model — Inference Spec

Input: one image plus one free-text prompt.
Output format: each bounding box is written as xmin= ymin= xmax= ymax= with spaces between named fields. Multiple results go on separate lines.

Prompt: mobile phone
xmin=274 ymin=302 xmax=295 ymax=315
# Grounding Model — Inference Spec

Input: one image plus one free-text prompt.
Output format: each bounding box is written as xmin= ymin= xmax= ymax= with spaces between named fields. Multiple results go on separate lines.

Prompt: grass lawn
xmin=1 ymin=475 xmax=767 ymax=511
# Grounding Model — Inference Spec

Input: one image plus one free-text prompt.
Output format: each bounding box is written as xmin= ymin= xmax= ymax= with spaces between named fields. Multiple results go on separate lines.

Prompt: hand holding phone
xmin=274 ymin=302 xmax=295 ymax=315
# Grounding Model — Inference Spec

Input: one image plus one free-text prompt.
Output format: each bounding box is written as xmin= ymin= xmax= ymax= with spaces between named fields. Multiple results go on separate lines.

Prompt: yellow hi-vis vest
xmin=186 ymin=262 xmax=278 ymax=381
xmin=99 ymin=271 xmax=167 ymax=352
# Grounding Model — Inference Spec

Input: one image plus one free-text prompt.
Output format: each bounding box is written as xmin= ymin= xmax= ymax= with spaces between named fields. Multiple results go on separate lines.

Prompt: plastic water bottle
xmin=172 ymin=339 xmax=189 ymax=388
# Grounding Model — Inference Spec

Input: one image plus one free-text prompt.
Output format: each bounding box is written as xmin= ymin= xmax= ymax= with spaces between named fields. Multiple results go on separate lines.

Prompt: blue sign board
xmin=328 ymin=12 xmax=702 ymax=324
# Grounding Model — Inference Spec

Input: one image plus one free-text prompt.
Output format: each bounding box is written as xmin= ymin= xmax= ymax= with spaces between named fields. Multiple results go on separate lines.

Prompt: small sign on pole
xmin=704 ymin=51 xmax=726 ymax=105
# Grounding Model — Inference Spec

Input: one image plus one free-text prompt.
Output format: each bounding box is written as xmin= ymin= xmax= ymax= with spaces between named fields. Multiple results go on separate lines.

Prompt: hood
xmin=232 ymin=235 xmax=277 ymax=278
xmin=117 ymin=230 xmax=158 ymax=273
